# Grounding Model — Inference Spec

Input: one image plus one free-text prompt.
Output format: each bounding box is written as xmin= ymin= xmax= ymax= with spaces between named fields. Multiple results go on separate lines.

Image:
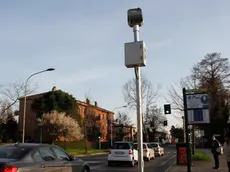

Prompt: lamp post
xmin=111 ymin=105 xmax=127 ymax=147
xmin=22 ymin=68 xmax=55 ymax=143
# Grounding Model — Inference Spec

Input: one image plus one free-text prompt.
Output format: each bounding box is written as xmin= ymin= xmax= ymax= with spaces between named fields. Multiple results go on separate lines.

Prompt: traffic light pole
xmin=183 ymin=88 xmax=191 ymax=172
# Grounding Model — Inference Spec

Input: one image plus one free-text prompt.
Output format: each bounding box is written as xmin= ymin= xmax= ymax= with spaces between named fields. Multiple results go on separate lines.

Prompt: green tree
xmin=31 ymin=90 xmax=81 ymax=123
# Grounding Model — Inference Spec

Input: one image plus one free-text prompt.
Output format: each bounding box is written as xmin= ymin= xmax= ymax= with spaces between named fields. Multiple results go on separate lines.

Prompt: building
xmin=76 ymin=99 xmax=114 ymax=142
xmin=18 ymin=86 xmax=114 ymax=143
xmin=113 ymin=124 xmax=136 ymax=142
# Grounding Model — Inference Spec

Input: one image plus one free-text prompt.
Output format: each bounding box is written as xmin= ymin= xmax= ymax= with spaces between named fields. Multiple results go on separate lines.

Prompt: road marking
xmin=159 ymin=154 xmax=176 ymax=166
xmin=164 ymin=155 xmax=176 ymax=172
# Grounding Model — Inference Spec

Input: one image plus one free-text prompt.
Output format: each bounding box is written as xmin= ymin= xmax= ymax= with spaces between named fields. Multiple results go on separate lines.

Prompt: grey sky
xmin=0 ymin=0 xmax=229 ymax=129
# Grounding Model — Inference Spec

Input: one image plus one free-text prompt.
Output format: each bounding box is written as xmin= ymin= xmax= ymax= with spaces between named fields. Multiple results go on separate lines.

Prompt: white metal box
xmin=124 ymin=41 xmax=146 ymax=68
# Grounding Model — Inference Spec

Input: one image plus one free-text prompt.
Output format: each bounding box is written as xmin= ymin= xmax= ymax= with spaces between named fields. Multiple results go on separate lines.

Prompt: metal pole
xmin=183 ymin=88 xmax=191 ymax=172
xmin=111 ymin=115 xmax=113 ymax=147
xmin=40 ymin=126 xmax=43 ymax=143
xmin=192 ymin=125 xmax=195 ymax=155
xmin=133 ymin=25 xmax=144 ymax=172
xmin=22 ymin=68 xmax=55 ymax=143
xmin=99 ymin=138 xmax=101 ymax=150
xmin=22 ymin=80 xmax=28 ymax=143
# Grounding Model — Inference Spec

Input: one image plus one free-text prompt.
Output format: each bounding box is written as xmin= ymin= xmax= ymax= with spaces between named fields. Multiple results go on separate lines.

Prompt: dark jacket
xmin=211 ymin=139 xmax=220 ymax=154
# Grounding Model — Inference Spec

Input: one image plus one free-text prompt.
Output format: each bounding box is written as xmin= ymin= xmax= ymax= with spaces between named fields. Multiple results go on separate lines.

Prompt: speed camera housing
xmin=127 ymin=8 xmax=143 ymax=27
xmin=124 ymin=41 xmax=146 ymax=68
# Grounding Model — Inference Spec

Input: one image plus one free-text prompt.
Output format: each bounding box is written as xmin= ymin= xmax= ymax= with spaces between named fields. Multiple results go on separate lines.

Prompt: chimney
xmin=86 ymin=98 xmax=90 ymax=104
xmin=52 ymin=86 xmax=57 ymax=92
xmin=95 ymin=101 xmax=98 ymax=107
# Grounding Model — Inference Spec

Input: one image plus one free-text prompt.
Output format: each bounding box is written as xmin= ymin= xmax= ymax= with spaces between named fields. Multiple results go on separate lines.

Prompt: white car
xmin=150 ymin=142 xmax=165 ymax=156
xmin=108 ymin=141 xmax=138 ymax=167
xmin=133 ymin=142 xmax=155 ymax=161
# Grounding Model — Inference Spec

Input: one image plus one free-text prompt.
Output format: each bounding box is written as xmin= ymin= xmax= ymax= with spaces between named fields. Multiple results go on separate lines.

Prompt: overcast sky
xmin=0 ymin=0 xmax=230 ymax=131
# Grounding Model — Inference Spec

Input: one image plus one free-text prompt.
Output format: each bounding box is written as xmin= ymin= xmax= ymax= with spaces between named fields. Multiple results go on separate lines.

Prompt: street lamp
xmin=111 ymin=105 xmax=127 ymax=147
xmin=22 ymin=68 xmax=55 ymax=143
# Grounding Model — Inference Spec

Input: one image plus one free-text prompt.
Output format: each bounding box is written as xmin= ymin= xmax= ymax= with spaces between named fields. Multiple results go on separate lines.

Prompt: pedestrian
xmin=224 ymin=133 xmax=230 ymax=172
xmin=211 ymin=135 xmax=221 ymax=169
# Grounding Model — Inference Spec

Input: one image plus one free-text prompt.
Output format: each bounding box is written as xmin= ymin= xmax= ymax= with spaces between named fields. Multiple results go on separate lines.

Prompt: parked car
xmin=150 ymin=142 xmax=164 ymax=156
xmin=0 ymin=143 xmax=90 ymax=172
xmin=133 ymin=142 xmax=155 ymax=161
xmin=108 ymin=141 xmax=138 ymax=167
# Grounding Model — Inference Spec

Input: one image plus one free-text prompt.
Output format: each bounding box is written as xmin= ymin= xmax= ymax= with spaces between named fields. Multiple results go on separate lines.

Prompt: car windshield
xmin=151 ymin=143 xmax=158 ymax=147
xmin=112 ymin=143 xmax=130 ymax=149
xmin=0 ymin=146 xmax=31 ymax=159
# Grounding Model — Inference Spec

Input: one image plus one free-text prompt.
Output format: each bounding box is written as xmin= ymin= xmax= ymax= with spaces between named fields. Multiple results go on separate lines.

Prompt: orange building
xmin=18 ymin=87 xmax=114 ymax=143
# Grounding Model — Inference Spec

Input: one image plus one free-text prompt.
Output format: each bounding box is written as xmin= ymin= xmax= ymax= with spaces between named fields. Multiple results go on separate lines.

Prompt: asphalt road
xmin=79 ymin=144 xmax=176 ymax=172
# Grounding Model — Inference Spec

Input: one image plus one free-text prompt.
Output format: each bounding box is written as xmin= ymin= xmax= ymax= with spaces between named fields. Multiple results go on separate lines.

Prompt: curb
xmin=75 ymin=152 xmax=108 ymax=157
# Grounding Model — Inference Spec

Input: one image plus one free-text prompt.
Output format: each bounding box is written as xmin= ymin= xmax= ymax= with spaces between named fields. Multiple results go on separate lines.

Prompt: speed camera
xmin=127 ymin=8 xmax=143 ymax=27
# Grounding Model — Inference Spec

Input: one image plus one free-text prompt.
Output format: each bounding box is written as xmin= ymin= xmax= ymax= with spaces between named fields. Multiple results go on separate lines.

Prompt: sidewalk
xmin=168 ymin=149 xmax=228 ymax=172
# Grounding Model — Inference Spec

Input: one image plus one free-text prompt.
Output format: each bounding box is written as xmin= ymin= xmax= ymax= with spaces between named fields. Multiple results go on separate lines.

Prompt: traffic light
xmin=97 ymin=132 xmax=102 ymax=139
xmin=164 ymin=104 xmax=171 ymax=114
xmin=163 ymin=120 xmax=168 ymax=126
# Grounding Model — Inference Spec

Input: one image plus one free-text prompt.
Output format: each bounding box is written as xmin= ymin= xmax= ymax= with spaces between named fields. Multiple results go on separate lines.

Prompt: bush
xmin=192 ymin=151 xmax=212 ymax=162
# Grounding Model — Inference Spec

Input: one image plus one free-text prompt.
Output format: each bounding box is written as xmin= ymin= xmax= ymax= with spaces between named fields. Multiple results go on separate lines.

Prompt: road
xmin=79 ymin=144 xmax=176 ymax=172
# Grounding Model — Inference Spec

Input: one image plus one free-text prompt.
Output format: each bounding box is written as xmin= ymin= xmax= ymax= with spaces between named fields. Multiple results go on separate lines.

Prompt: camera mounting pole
xmin=125 ymin=7 xmax=146 ymax=172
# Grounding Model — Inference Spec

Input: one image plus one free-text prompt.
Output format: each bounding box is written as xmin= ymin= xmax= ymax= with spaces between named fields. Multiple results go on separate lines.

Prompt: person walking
xmin=224 ymin=134 xmax=230 ymax=172
xmin=211 ymin=135 xmax=220 ymax=169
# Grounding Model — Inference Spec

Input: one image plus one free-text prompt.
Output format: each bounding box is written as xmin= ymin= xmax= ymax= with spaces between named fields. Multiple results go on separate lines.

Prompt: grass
xmin=192 ymin=151 xmax=212 ymax=162
xmin=65 ymin=148 xmax=108 ymax=156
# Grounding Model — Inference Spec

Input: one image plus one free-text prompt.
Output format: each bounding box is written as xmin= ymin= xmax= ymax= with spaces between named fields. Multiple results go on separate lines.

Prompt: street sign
xmin=185 ymin=93 xmax=210 ymax=124
xmin=187 ymin=109 xmax=210 ymax=124
xmin=186 ymin=93 xmax=209 ymax=109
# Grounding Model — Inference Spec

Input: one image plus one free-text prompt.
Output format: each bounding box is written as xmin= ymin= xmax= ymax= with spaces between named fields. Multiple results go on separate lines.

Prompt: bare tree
xmin=193 ymin=53 xmax=230 ymax=89
xmin=114 ymin=112 xmax=133 ymax=141
xmin=192 ymin=53 xmax=230 ymax=137
xmin=123 ymin=75 xmax=158 ymax=141
xmin=0 ymin=80 xmax=36 ymax=121
xmin=166 ymin=75 xmax=200 ymax=143
xmin=0 ymin=100 xmax=14 ymax=123
xmin=144 ymin=105 xmax=166 ymax=132
xmin=123 ymin=75 xmax=158 ymax=109
xmin=167 ymin=75 xmax=199 ymax=116
xmin=167 ymin=52 xmax=230 ymax=142
xmin=115 ymin=112 xmax=133 ymax=126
